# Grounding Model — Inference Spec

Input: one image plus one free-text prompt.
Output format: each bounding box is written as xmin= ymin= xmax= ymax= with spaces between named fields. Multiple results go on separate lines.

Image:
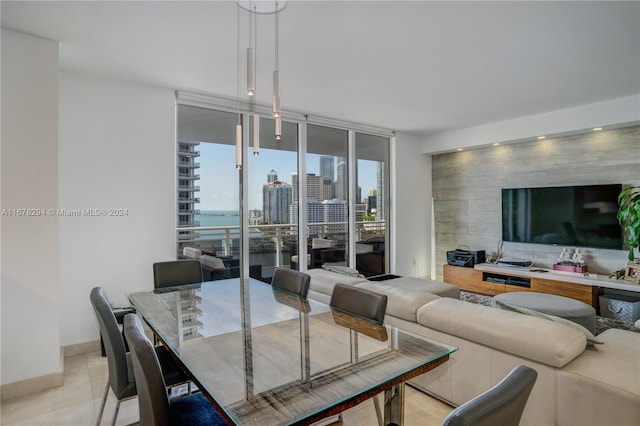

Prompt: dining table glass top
xmin=127 ymin=278 xmax=456 ymax=425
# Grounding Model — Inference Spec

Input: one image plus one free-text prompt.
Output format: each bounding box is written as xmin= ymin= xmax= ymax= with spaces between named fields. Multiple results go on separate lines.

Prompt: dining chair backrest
xmin=271 ymin=268 xmax=311 ymax=298
xmin=89 ymin=287 xmax=135 ymax=399
xmin=330 ymin=283 xmax=388 ymax=324
xmin=123 ymin=313 xmax=171 ymax=426
xmin=153 ymin=259 xmax=203 ymax=289
xmin=441 ymin=365 xmax=537 ymax=426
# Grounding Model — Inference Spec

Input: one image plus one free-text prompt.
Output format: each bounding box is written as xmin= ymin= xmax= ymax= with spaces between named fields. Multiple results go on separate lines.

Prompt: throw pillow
xmin=494 ymin=299 xmax=604 ymax=345
xmin=182 ymin=247 xmax=202 ymax=258
xmin=200 ymin=255 xmax=225 ymax=270
xmin=322 ymin=264 xmax=365 ymax=279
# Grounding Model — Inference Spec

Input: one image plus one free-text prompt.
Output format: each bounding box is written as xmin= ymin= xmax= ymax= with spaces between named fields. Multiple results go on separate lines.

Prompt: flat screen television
xmin=502 ymin=184 xmax=623 ymax=250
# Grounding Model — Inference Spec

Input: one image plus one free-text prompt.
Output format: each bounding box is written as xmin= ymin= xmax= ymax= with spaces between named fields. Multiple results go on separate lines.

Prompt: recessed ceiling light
xmin=456 ymin=148 xmax=463 ymax=152
xmin=493 ymin=143 xmax=501 ymax=146
xmin=537 ymin=136 xmax=546 ymax=140
xmin=593 ymin=127 xmax=603 ymax=131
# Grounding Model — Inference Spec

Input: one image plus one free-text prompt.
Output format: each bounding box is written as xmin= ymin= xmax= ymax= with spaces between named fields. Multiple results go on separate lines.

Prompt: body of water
xmin=196 ymin=210 xmax=240 ymax=227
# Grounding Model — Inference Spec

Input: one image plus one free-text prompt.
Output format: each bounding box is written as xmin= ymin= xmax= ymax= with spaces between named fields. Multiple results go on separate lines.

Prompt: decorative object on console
xmin=624 ymin=262 xmax=640 ymax=284
xmin=553 ymin=247 xmax=588 ymax=274
xmin=616 ymin=185 xmax=640 ymax=261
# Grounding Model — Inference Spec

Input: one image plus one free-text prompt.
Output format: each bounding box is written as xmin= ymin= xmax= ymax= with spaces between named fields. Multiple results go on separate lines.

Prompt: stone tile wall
xmin=432 ymin=125 xmax=640 ymax=280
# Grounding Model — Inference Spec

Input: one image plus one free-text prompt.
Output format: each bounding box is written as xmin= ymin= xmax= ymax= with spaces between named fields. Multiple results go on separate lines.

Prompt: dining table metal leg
xmin=383 ymin=383 xmax=405 ymax=426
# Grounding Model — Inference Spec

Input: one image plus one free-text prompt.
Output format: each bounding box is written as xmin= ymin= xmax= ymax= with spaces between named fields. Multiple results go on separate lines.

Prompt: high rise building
xmin=291 ymin=173 xmax=325 ymax=203
xmin=376 ymin=162 xmax=385 ymax=220
xmin=323 ymin=198 xmax=348 ymax=233
xmin=320 ymin=156 xmax=335 ymax=181
xmin=177 ymin=141 xmax=201 ymax=230
xmin=263 ymin=178 xmax=292 ymax=224
xmin=290 ymin=198 xmax=348 ymax=235
xmin=267 ymin=169 xmax=278 ymax=183
xmin=336 ymin=159 xmax=348 ymax=201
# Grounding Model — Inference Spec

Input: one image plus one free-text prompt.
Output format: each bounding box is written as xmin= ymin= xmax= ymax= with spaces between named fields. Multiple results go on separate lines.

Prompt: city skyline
xmin=196 ymin=143 xmax=379 ymax=211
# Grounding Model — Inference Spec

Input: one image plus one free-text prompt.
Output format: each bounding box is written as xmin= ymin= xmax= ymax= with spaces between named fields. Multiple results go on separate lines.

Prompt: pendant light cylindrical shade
xmin=247 ymin=47 xmax=255 ymax=96
xmin=253 ymin=115 xmax=260 ymax=155
xmin=272 ymin=70 xmax=280 ymax=118
xmin=235 ymin=124 xmax=242 ymax=168
xmin=275 ymin=116 xmax=281 ymax=140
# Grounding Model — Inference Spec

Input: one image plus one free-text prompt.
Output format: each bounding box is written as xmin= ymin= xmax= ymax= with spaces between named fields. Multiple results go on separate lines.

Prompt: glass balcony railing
xmin=176 ymin=220 xmax=386 ymax=280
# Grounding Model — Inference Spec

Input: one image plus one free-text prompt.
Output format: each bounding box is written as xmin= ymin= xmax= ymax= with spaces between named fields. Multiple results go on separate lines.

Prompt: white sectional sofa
xmin=306 ymin=268 xmax=640 ymax=426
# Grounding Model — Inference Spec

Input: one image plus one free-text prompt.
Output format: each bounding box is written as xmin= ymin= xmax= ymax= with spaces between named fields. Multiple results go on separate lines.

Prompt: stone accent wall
xmin=432 ymin=125 xmax=640 ymax=280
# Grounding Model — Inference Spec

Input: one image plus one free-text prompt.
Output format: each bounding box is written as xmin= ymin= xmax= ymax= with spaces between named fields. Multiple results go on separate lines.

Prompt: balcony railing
xmin=177 ymin=173 xmax=201 ymax=180
xmin=176 ymin=220 xmax=386 ymax=278
xmin=177 ymin=185 xmax=200 ymax=192
xmin=178 ymin=161 xmax=201 ymax=168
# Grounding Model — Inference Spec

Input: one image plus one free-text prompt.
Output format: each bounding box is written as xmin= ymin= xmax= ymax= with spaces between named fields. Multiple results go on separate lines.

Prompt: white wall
xmin=59 ymin=71 xmax=177 ymax=346
xmin=1 ymin=30 xmax=61 ymax=385
xmin=393 ymin=132 xmax=432 ymax=278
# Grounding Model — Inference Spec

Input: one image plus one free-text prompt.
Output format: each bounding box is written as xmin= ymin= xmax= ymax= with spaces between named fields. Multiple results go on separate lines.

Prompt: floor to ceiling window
xmin=176 ymin=98 xmax=391 ymax=279
xmin=247 ymin=117 xmax=299 ymax=281
xmin=176 ymin=105 xmax=240 ymax=260
xmin=355 ymin=132 xmax=390 ymax=277
xmin=302 ymin=124 xmax=350 ymax=271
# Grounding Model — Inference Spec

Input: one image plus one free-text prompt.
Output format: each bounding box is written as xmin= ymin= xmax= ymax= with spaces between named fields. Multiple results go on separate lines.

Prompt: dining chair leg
xmin=96 ymin=379 xmax=110 ymax=425
xmin=373 ymin=393 xmax=384 ymax=426
xmin=111 ymin=400 xmax=121 ymax=426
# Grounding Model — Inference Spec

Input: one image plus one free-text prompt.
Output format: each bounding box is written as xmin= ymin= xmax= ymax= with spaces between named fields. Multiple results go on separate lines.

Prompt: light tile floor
xmin=1 ymin=351 xmax=453 ymax=425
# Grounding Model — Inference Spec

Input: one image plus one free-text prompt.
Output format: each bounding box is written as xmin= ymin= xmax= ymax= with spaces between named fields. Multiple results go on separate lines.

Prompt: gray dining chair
xmin=271 ymin=267 xmax=311 ymax=298
xmin=330 ymin=283 xmax=389 ymax=426
xmin=90 ymin=287 xmax=189 ymax=426
xmin=330 ymin=283 xmax=388 ymax=324
xmin=123 ymin=313 xmax=227 ymax=426
xmin=152 ymin=259 xmax=203 ymax=289
xmin=440 ymin=365 xmax=538 ymax=426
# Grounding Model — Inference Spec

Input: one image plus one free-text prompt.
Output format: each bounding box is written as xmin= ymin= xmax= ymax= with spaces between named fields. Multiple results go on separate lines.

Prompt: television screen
xmin=502 ymin=184 xmax=622 ymax=250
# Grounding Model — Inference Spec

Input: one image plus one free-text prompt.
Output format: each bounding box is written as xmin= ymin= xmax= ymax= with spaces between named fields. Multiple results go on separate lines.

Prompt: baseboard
xmin=64 ymin=339 xmax=100 ymax=358
xmin=1 ymin=368 xmax=63 ymax=401
xmin=1 ymin=340 xmax=101 ymax=401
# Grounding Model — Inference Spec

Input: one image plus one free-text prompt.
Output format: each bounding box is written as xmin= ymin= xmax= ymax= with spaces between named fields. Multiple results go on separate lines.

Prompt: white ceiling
xmin=2 ymin=1 xmax=639 ymax=137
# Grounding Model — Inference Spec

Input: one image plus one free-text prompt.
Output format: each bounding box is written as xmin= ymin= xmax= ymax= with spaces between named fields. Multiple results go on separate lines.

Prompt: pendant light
xmin=235 ymin=3 xmax=242 ymax=169
xmin=235 ymin=1 xmax=287 ymax=144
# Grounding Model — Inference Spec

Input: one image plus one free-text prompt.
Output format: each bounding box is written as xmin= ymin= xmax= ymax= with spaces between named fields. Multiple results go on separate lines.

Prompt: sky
xmin=196 ymin=143 xmax=378 ymax=211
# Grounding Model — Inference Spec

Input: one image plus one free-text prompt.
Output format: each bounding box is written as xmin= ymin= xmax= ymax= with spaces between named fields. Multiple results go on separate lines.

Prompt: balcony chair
xmin=90 ymin=287 xmax=190 ymax=426
xmin=152 ymin=259 xmax=203 ymax=289
xmin=123 ymin=313 xmax=227 ymax=426
xmin=330 ymin=283 xmax=389 ymax=426
xmin=271 ymin=267 xmax=311 ymax=298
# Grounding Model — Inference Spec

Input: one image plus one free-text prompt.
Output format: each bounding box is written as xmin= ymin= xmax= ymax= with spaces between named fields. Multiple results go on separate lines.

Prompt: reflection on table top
xmin=128 ymin=278 xmax=456 ymax=425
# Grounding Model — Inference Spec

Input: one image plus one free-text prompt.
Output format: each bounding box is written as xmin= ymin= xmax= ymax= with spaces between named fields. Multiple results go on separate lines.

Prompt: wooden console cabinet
xmin=443 ymin=264 xmax=599 ymax=307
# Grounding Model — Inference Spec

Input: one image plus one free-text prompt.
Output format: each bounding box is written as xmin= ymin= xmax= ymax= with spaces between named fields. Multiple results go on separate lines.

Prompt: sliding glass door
xmin=304 ymin=124 xmax=349 ymax=270
xmin=355 ymin=132 xmax=390 ymax=277
xmin=176 ymin=101 xmax=391 ymax=279
xmin=246 ymin=117 xmax=299 ymax=281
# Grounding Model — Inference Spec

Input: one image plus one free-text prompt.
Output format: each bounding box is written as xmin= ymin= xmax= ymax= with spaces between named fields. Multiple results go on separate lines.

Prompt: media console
xmin=443 ymin=263 xmax=640 ymax=309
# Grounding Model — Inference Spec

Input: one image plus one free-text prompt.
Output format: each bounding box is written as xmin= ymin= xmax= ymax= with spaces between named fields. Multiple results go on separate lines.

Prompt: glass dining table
xmin=127 ymin=278 xmax=456 ymax=425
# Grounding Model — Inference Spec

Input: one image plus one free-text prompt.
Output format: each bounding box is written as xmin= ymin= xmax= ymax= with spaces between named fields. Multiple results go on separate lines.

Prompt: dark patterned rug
xmin=459 ymin=291 xmax=639 ymax=335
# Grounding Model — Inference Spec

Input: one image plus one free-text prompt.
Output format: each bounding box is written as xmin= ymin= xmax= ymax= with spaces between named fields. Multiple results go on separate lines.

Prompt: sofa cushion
xmin=557 ymin=329 xmax=640 ymax=426
xmin=416 ymin=298 xmax=586 ymax=368
xmin=382 ymin=276 xmax=460 ymax=299
xmin=355 ymin=281 xmax=440 ymax=323
xmin=306 ymin=268 xmax=368 ymax=296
